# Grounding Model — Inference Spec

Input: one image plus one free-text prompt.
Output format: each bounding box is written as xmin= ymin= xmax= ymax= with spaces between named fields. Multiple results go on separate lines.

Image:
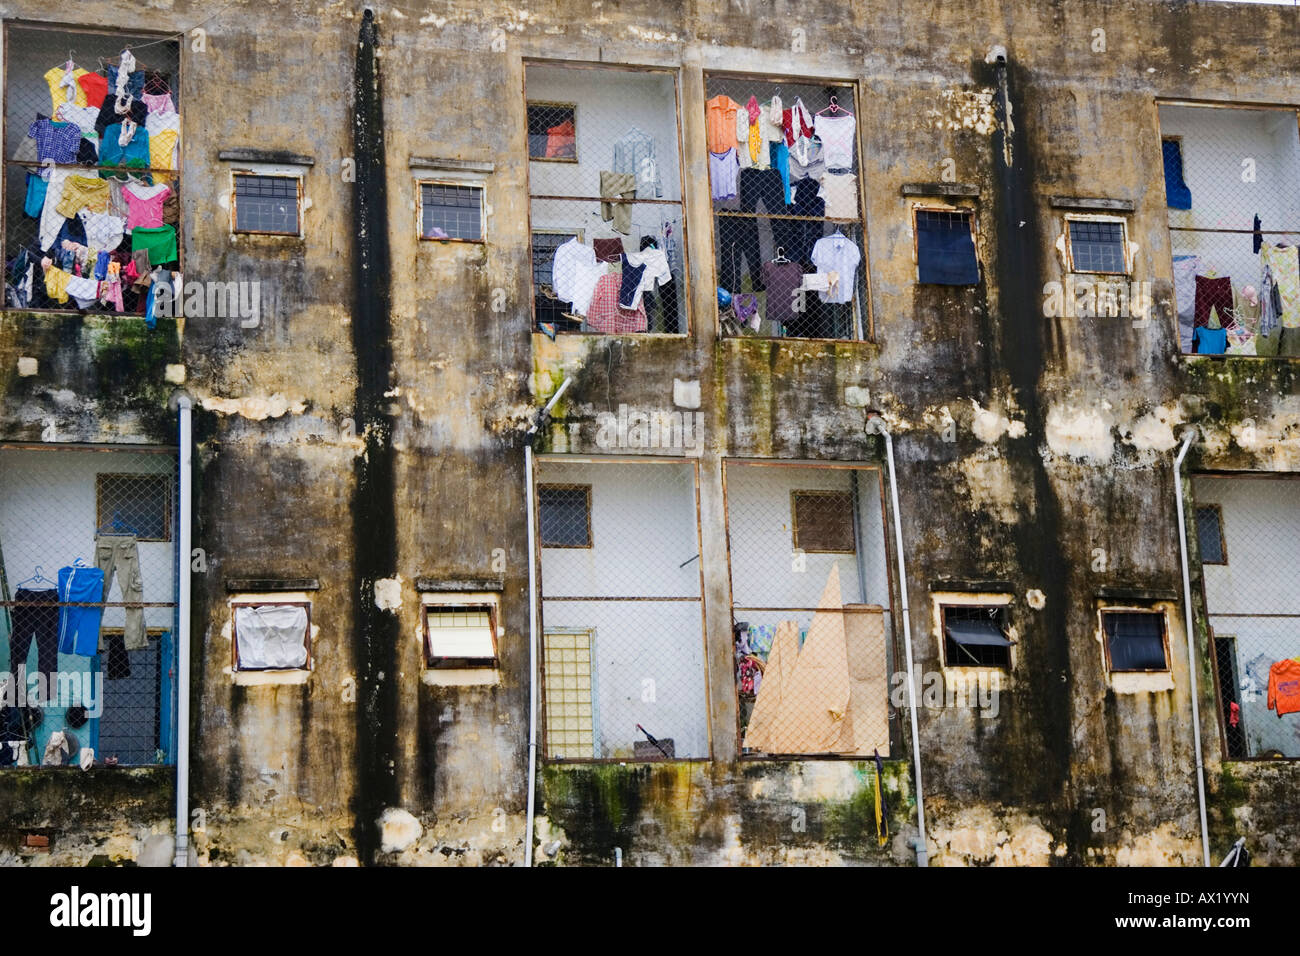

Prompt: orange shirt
xmin=1267 ymin=659 xmax=1300 ymax=717
xmin=706 ymin=95 xmax=740 ymax=154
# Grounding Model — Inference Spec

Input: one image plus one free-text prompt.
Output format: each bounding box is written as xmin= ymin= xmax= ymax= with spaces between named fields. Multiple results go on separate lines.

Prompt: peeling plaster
xmin=1045 ymin=403 xmax=1114 ymax=462
xmin=200 ymin=394 xmax=307 ymax=420
xmin=970 ymin=399 xmax=1026 ymax=443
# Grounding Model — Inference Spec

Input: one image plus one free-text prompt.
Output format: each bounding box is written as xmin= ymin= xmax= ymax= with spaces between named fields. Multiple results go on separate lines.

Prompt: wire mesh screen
xmin=538 ymin=459 xmax=707 ymax=761
xmin=526 ymin=65 xmax=686 ymax=335
xmin=0 ymin=445 xmax=178 ymax=768
xmin=3 ymin=25 xmax=181 ymax=314
xmin=723 ymin=463 xmax=893 ymax=757
xmin=1193 ymin=475 xmax=1300 ymax=759
xmin=1158 ymin=104 xmax=1300 ymax=357
xmin=706 ymin=77 xmax=867 ymax=340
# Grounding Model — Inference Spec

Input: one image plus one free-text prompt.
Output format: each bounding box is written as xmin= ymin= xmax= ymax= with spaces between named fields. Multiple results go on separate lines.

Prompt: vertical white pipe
xmin=1173 ymin=429 xmax=1211 ymax=866
xmin=174 ymin=395 xmax=192 ymax=867
xmin=873 ymin=418 xmax=926 ymax=865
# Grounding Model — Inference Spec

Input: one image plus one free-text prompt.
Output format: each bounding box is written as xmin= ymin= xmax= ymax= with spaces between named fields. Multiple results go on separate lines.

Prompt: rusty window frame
xmin=423 ymin=603 xmax=499 ymax=669
xmin=939 ymin=603 xmax=1013 ymax=670
xmin=538 ymin=483 xmax=593 ymax=548
xmin=230 ymin=601 xmax=312 ymax=672
xmin=526 ymin=100 xmax=579 ymax=163
xmin=790 ymin=489 xmax=856 ymax=554
xmin=1100 ymin=607 xmax=1171 ymax=674
xmin=230 ymin=171 xmax=302 ymax=236
xmin=416 ymin=179 xmax=485 ymax=243
xmin=95 ymin=472 xmax=172 ymax=542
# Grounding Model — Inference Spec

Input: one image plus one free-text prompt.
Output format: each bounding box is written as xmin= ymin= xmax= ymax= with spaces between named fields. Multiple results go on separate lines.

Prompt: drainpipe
xmin=866 ymin=413 xmax=927 ymax=866
xmin=523 ymin=377 xmax=571 ymax=867
xmin=173 ymin=394 xmax=192 ymax=867
xmin=1173 ymin=427 xmax=1211 ymax=867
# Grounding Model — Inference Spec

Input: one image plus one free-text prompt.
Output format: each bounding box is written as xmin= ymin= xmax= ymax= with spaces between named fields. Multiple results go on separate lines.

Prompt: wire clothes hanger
xmin=16 ymin=566 xmax=55 ymax=589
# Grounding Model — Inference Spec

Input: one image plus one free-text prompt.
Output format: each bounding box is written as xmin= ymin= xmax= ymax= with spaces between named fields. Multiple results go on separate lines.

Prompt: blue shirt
xmin=27 ymin=116 xmax=82 ymax=164
xmin=99 ymin=124 xmax=151 ymax=170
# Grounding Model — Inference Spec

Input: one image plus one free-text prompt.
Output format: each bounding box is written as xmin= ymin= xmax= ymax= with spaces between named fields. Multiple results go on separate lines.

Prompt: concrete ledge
xmin=225 ymin=578 xmax=320 ymax=592
xmin=1049 ymin=196 xmax=1135 ymax=212
xmin=902 ymin=182 xmax=980 ymax=197
xmin=416 ymin=577 xmax=504 ymax=592
xmin=218 ymin=148 xmax=315 ymax=166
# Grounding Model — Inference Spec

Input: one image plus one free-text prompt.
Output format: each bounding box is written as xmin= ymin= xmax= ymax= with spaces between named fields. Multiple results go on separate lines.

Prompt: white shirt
xmin=814 ymin=113 xmax=856 ymax=170
xmin=78 ymin=210 xmax=126 ymax=252
xmin=551 ymin=237 xmax=606 ymax=317
xmin=811 ymin=233 xmax=861 ymax=304
xmin=622 ymin=248 xmax=671 ymax=309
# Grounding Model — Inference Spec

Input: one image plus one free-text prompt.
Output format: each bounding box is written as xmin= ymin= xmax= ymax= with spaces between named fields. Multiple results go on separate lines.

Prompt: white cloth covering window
xmin=235 ymin=604 xmax=309 ymax=669
xmin=811 ymin=232 xmax=861 ymax=304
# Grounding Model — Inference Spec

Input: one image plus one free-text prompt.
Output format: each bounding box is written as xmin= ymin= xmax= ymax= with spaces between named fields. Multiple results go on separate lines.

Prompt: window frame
xmin=415 ymin=178 xmax=486 ymax=244
xmin=423 ymin=602 xmax=499 ymax=669
xmin=229 ymin=170 xmax=303 ymax=237
xmin=526 ymin=100 xmax=579 ymax=163
xmin=230 ymin=600 xmax=313 ymax=672
xmin=538 ymin=482 xmax=593 ymax=549
xmin=1195 ymin=502 xmax=1228 ymax=565
xmin=939 ymin=603 xmax=1014 ymax=670
xmin=1100 ymin=607 xmax=1171 ymax=674
xmin=912 ymin=203 xmax=980 ymax=286
xmin=1063 ymin=213 xmax=1132 ymax=276
xmin=789 ymin=489 xmax=856 ymax=555
xmin=95 ymin=472 xmax=172 ymax=543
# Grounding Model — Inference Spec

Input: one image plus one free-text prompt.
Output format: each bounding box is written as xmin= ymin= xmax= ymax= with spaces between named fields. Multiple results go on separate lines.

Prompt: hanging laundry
xmin=1267 ymin=658 xmax=1300 ymax=717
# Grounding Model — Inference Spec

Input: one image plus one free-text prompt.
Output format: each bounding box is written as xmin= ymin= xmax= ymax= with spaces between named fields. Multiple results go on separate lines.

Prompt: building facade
xmin=0 ymin=0 xmax=1297 ymax=866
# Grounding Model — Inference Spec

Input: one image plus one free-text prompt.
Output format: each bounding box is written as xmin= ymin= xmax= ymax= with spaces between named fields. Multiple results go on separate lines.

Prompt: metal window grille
xmin=1194 ymin=475 xmax=1300 ymax=759
xmin=538 ymin=459 xmax=707 ymax=761
xmin=420 ymin=182 xmax=482 ymax=241
xmin=707 ymin=77 xmax=867 ymax=340
xmin=538 ymin=484 xmax=591 ymax=547
xmin=942 ymin=605 xmax=1012 ymax=669
xmin=3 ymin=24 xmax=182 ymax=315
xmin=1102 ymin=610 xmax=1169 ymax=672
xmin=723 ymin=462 xmax=893 ymax=757
xmin=1067 ymin=218 xmax=1127 ymax=274
xmin=0 ymin=444 xmax=178 ymax=768
xmin=526 ymin=64 xmax=687 ymax=335
xmin=1196 ymin=504 xmax=1227 ymax=564
xmin=1158 ymin=104 xmax=1300 ymax=357
xmin=233 ymin=174 xmax=299 ymax=235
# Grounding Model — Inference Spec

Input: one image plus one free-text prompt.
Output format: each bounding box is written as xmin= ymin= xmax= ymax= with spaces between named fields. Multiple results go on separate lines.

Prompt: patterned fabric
xmin=586 ymin=273 xmax=646 ymax=333
xmin=1260 ymin=245 xmax=1300 ymax=330
xmin=27 ymin=116 xmax=83 ymax=164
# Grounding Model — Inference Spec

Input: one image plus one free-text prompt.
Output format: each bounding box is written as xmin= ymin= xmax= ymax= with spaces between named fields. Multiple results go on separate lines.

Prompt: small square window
xmin=419 ymin=182 xmax=483 ymax=241
xmin=1196 ymin=505 xmax=1227 ymax=564
xmin=527 ymin=102 xmax=577 ymax=161
xmin=915 ymin=208 xmax=979 ymax=285
xmin=1102 ymin=610 xmax=1169 ymax=673
xmin=791 ymin=490 xmax=855 ymax=554
xmin=96 ymin=473 xmax=171 ymax=542
xmin=942 ymin=605 xmax=1013 ymax=669
xmin=232 ymin=602 xmax=311 ymax=671
xmin=539 ymin=484 xmax=592 ymax=548
xmin=1066 ymin=217 xmax=1128 ymax=274
xmin=232 ymin=174 xmax=301 ymax=235
xmin=424 ymin=604 xmax=498 ymax=668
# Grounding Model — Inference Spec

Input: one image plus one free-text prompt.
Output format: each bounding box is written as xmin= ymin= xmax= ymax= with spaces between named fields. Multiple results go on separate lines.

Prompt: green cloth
xmin=131 ymin=226 xmax=178 ymax=266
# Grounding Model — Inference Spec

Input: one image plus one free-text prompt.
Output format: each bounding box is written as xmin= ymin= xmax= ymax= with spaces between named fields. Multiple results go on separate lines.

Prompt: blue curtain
xmin=1163 ymin=140 xmax=1192 ymax=210
xmin=917 ymin=215 xmax=979 ymax=285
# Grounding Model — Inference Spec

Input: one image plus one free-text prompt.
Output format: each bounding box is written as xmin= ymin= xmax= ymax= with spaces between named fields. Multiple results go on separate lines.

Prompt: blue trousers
xmin=57 ymin=566 xmax=105 ymax=657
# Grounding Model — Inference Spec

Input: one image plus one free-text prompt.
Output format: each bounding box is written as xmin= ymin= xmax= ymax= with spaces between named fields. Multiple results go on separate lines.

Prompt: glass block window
xmin=543 ymin=629 xmax=596 ymax=759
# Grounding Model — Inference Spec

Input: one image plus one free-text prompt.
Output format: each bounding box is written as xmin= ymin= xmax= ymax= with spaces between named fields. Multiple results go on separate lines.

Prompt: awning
xmin=945 ymin=619 xmax=1013 ymax=647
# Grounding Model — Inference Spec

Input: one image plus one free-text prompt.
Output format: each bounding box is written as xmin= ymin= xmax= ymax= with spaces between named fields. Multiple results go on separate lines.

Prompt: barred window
xmin=232 ymin=174 xmax=300 ymax=235
xmin=95 ymin=473 xmax=171 ymax=542
xmin=539 ymin=484 xmax=591 ymax=548
xmin=1102 ymin=610 xmax=1169 ymax=673
xmin=1158 ymin=104 xmax=1300 ymax=357
xmin=915 ymin=208 xmax=979 ymax=286
xmin=2 ymin=24 xmax=182 ymax=314
xmin=942 ymin=605 xmax=1013 ymax=669
xmin=525 ymin=64 xmax=686 ymax=335
xmin=706 ymin=76 xmax=867 ymax=340
xmin=1066 ymin=217 xmax=1128 ymax=274
xmin=419 ymin=182 xmax=483 ymax=241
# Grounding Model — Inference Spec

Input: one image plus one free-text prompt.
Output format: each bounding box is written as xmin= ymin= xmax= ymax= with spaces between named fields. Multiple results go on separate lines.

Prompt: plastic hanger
xmin=15 ymin=566 xmax=55 ymax=589
xmin=817 ymin=95 xmax=854 ymax=118
xmin=772 ymin=246 xmax=790 ymax=264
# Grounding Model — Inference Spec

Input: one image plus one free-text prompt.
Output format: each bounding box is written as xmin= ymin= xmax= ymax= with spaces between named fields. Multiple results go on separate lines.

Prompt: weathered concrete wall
xmin=0 ymin=0 xmax=1296 ymax=866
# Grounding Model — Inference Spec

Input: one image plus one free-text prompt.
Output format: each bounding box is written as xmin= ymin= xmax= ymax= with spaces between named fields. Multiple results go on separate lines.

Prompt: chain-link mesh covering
xmin=1193 ymin=475 xmax=1300 ymax=760
xmin=706 ymin=77 xmax=867 ymax=340
xmin=1159 ymin=104 xmax=1300 ymax=357
xmin=0 ymin=444 xmax=178 ymax=768
xmin=538 ymin=459 xmax=707 ymax=761
xmin=4 ymin=24 xmax=181 ymax=313
xmin=526 ymin=64 xmax=687 ymax=335
xmin=724 ymin=463 xmax=893 ymax=757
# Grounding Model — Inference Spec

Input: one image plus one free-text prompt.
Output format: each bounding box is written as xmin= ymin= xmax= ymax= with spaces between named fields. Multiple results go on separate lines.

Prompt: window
xmin=539 ymin=484 xmax=591 ymax=548
xmin=3 ymin=24 xmax=182 ymax=314
xmin=1196 ymin=504 xmax=1227 ymax=564
xmin=96 ymin=473 xmax=171 ymax=541
xmin=526 ymin=64 xmax=686 ymax=335
xmin=527 ymin=102 xmax=577 ymax=161
xmin=1157 ymin=104 xmax=1300 ymax=357
xmin=419 ymin=182 xmax=483 ymax=241
xmin=791 ymin=490 xmax=855 ymax=553
xmin=232 ymin=173 xmax=300 ymax=235
xmin=232 ymin=602 xmax=311 ymax=671
xmin=1101 ymin=610 xmax=1169 ymax=672
xmin=1066 ymin=217 xmax=1128 ymax=274
xmin=705 ymin=76 xmax=867 ymax=340
xmin=424 ymin=604 xmax=497 ymax=668
xmin=915 ymin=208 xmax=979 ymax=285
xmin=543 ymin=629 xmax=596 ymax=759
xmin=941 ymin=605 xmax=1013 ymax=669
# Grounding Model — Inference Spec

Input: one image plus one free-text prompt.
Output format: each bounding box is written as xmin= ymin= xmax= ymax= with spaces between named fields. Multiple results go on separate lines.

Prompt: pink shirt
xmin=122 ymin=183 xmax=171 ymax=230
xmin=141 ymin=92 xmax=174 ymax=115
